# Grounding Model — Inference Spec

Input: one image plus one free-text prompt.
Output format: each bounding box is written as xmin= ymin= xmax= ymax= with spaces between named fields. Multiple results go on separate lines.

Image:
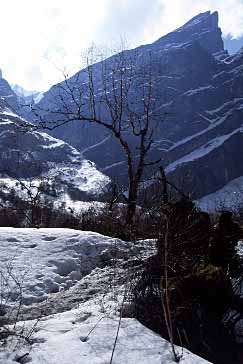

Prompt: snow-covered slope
xmin=197 ymin=175 xmax=243 ymax=212
xmin=0 ymin=228 xmax=130 ymax=305
xmin=2 ymin=313 xmax=212 ymax=364
xmin=1 ymin=311 xmax=211 ymax=364
xmin=0 ymin=107 xmax=109 ymax=198
xmin=0 ymin=228 xmax=211 ymax=364
xmin=0 ymin=70 xmax=109 ymax=200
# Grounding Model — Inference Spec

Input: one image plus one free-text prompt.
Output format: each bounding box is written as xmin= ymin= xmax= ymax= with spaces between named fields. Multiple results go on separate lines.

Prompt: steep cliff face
xmin=154 ymin=11 xmax=224 ymax=54
xmin=25 ymin=11 xmax=243 ymax=199
xmin=0 ymin=70 xmax=19 ymax=113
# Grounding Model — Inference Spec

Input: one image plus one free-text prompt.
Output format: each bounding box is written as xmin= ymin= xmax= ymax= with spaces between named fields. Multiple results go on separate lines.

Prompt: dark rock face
xmin=0 ymin=76 xmax=77 ymax=178
xmin=0 ymin=104 xmax=84 ymax=179
xmin=0 ymin=76 xmax=19 ymax=113
xmin=154 ymin=11 xmax=224 ymax=54
xmin=24 ymin=11 xmax=243 ymax=199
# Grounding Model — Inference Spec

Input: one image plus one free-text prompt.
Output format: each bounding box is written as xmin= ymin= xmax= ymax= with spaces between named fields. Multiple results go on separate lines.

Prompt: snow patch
xmin=197 ymin=176 xmax=243 ymax=212
xmin=0 ymin=228 xmax=130 ymax=305
xmin=166 ymin=127 xmax=242 ymax=174
xmin=0 ymin=311 xmax=211 ymax=364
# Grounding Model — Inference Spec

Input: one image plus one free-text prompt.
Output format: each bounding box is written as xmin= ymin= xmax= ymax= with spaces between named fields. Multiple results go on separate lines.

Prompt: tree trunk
xmin=159 ymin=166 xmax=168 ymax=204
xmin=126 ymin=181 xmax=138 ymax=225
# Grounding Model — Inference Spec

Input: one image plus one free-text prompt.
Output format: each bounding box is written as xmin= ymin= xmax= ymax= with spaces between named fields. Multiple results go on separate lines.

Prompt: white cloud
xmin=155 ymin=0 xmax=243 ymax=39
xmin=0 ymin=0 xmax=242 ymax=91
xmin=0 ymin=0 xmax=107 ymax=90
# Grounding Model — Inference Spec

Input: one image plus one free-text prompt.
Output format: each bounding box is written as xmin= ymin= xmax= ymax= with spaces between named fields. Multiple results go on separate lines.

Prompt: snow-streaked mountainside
xmin=0 ymin=108 xmax=109 ymax=196
xmin=0 ymin=72 xmax=109 ymax=198
xmin=28 ymin=11 xmax=243 ymax=202
xmin=197 ymin=175 xmax=243 ymax=212
xmin=0 ymin=228 xmax=211 ymax=364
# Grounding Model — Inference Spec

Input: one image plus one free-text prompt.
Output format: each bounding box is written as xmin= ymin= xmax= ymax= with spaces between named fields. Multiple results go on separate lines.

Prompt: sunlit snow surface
xmin=197 ymin=176 xmax=243 ymax=212
xmin=1 ymin=313 xmax=211 ymax=364
xmin=0 ymin=228 xmax=130 ymax=305
xmin=0 ymin=228 xmax=211 ymax=364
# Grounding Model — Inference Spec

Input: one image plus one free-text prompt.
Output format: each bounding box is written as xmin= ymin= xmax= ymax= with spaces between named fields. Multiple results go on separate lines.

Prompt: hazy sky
xmin=1 ymin=0 xmax=243 ymax=91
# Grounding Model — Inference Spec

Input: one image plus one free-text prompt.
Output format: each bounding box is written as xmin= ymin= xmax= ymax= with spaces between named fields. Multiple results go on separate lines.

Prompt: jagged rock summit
xmin=154 ymin=11 xmax=224 ymax=54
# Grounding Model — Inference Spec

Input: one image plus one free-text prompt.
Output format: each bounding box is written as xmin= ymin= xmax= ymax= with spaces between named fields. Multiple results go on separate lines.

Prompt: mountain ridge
xmin=7 ymin=11 xmax=243 ymax=202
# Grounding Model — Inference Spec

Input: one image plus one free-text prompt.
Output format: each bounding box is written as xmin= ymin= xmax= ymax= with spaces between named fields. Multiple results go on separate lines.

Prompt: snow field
xmin=0 ymin=228 xmax=211 ymax=363
xmin=0 ymin=228 xmax=130 ymax=306
xmin=197 ymin=175 xmax=243 ymax=212
xmin=0 ymin=297 xmax=211 ymax=364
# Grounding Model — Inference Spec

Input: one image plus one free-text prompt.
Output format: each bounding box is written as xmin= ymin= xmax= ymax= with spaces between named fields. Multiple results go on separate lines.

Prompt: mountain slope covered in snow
xmin=0 ymin=73 xmax=109 ymax=199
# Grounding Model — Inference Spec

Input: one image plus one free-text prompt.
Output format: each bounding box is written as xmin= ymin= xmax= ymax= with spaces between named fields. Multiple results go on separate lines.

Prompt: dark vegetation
xmin=128 ymin=200 xmax=243 ymax=364
xmin=0 ymin=183 xmax=80 ymax=229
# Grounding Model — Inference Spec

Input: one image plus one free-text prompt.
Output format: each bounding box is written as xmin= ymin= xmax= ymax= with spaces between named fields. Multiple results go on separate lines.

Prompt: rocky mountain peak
xmin=181 ymin=11 xmax=219 ymax=31
xmin=155 ymin=11 xmax=224 ymax=54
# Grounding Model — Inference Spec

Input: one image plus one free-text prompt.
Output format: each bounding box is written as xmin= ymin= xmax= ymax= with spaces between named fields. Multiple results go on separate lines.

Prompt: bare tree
xmin=15 ymin=176 xmax=54 ymax=227
xmin=32 ymin=45 xmax=165 ymax=224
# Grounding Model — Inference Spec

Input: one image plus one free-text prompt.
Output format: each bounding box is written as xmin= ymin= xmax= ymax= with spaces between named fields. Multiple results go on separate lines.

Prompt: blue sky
xmin=224 ymin=36 xmax=243 ymax=54
xmin=1 ymin=0 xmax=243 ymax=91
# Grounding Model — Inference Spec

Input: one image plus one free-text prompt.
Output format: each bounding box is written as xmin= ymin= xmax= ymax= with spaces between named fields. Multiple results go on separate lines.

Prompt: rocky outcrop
xmin=0 ymin=75 xmax=19 ymax=113
xmin=154 ymin=11 xmax=224 ymax=54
